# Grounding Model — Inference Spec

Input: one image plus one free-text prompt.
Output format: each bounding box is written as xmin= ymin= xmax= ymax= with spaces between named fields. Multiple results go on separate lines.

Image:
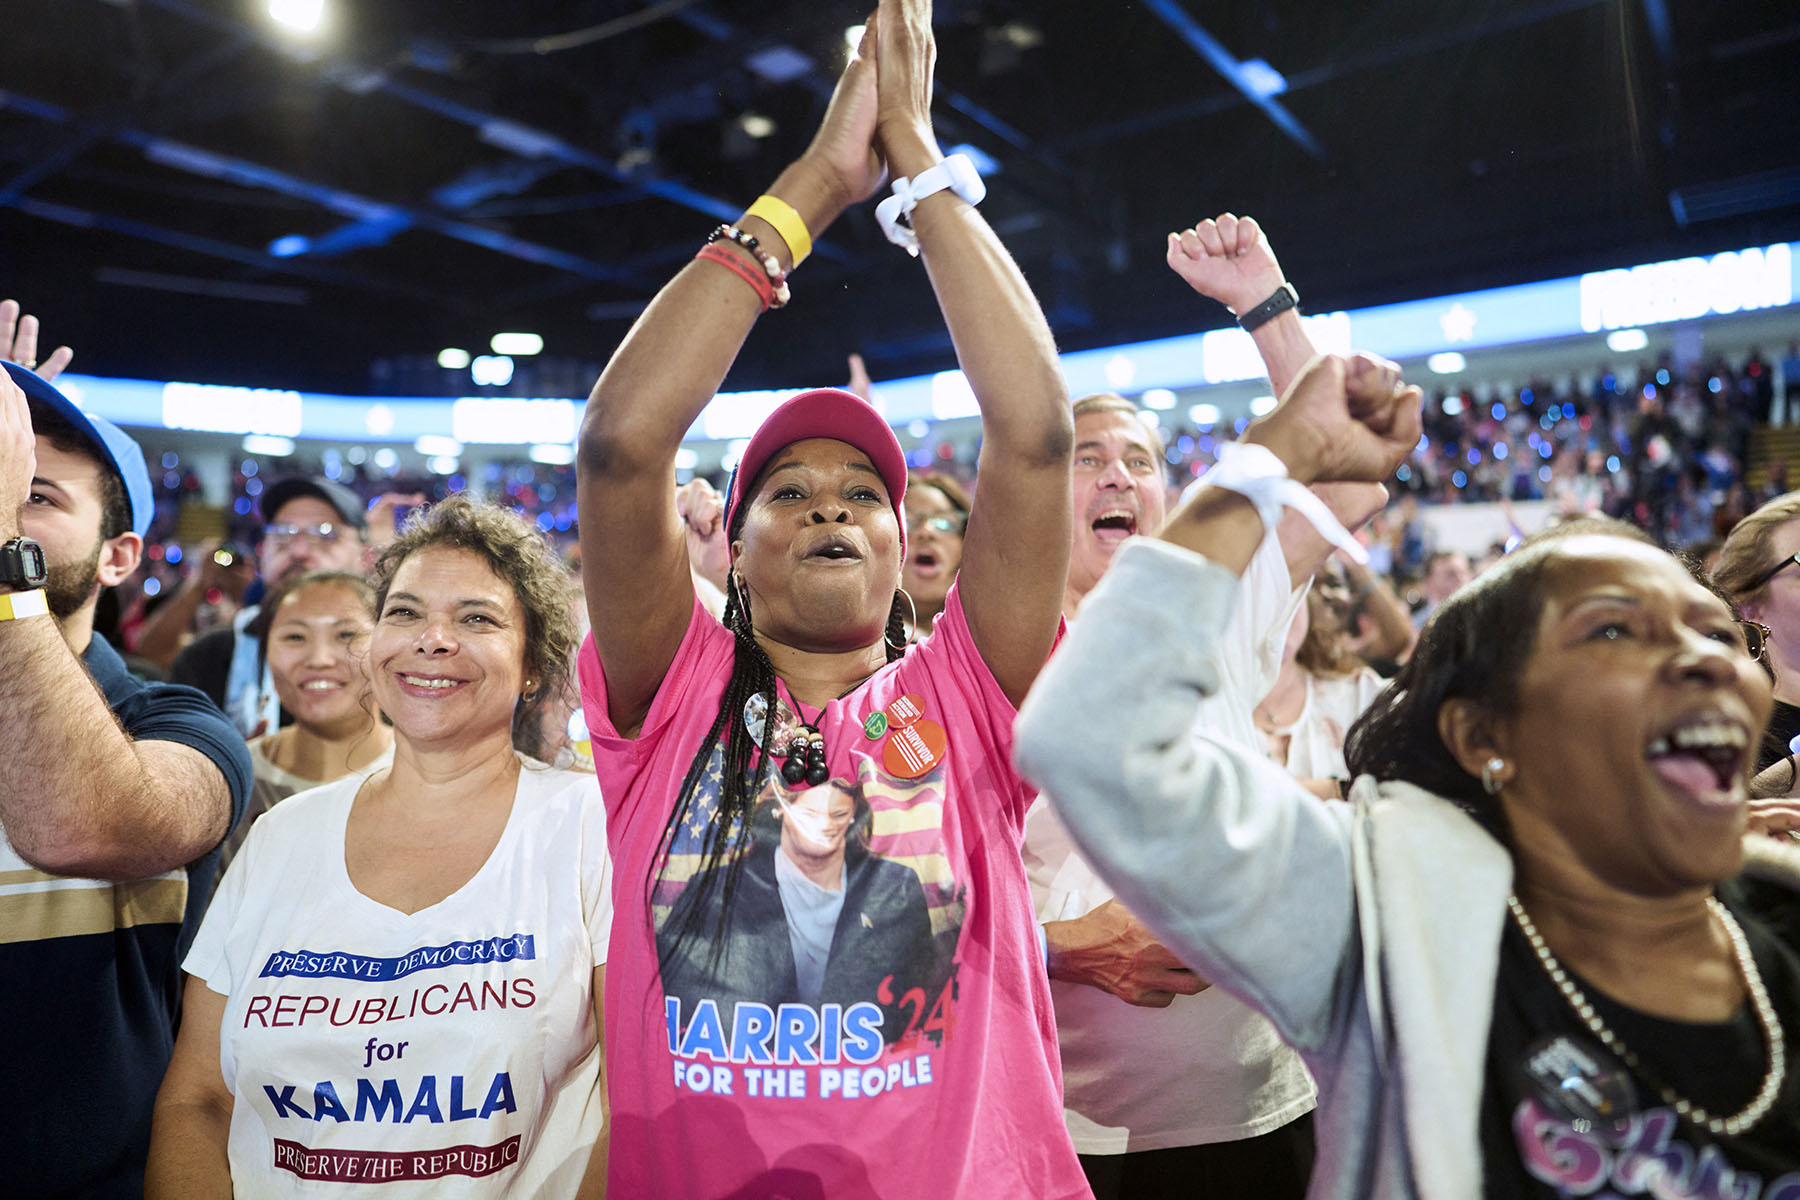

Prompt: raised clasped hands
xmin=801 ymin=0 xmax=942 ymax=214
xmin=1246 ymin=352 xmax=1424 ymax=486
xmin=870 ymin=0 xmax=938 ymax=162
xmin=1166 ymin=213 xmax=1286 ymax=317
xmin=801 ymin=13 xmax=888 ymax=211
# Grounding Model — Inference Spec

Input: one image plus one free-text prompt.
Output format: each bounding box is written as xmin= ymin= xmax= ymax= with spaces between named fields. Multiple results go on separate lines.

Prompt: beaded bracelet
xmin=708 ymin=224 xmax=791 ymax=308
xmin=695 ymin=243 xmax=774 ymax=312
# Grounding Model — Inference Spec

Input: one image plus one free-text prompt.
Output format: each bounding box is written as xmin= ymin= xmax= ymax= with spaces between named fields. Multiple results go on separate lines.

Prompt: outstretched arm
xmin=578 ymin=34 xmax=886 ymax=737
xmin=877 ymin=0 xmax=1070 ymax=705
xmin=1168 ymin=215 xmax=1388 ymax=586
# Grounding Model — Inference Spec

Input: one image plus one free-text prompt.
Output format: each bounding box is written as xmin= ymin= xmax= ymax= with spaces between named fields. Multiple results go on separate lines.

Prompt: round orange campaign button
xmin=883 ymin=717 xmax=946 ymax=778
xmin=885 ymin=694 xmax=925 ymax=729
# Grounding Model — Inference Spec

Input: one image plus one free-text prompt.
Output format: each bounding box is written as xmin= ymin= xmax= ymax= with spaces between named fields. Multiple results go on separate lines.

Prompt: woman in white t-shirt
xmin=1254 ymin=562 xmax=1386 ymax=793
xmin=148 ymin=497 xmax=611 ymax=1199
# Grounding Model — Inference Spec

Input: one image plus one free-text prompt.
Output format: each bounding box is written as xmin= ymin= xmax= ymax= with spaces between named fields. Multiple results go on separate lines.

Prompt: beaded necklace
xmin=1505 ymin=893 xmax=1786 ymax=1137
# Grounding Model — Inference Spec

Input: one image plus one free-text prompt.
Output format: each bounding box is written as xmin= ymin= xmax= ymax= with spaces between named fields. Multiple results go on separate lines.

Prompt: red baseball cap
xmin=724 ymin=387 xmax=909 ymax=557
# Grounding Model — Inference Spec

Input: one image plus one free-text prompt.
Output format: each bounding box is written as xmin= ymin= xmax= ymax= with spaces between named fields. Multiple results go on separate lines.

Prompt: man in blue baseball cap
xmin=0 ymin=355 xmax=252 ymax=1197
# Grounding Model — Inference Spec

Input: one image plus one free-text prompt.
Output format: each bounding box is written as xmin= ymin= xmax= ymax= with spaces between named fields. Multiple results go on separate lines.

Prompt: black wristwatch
xmin=0 ymin=537 xmax=48 ymax=590
xmin=1237 ymin=283 xmax=1300 ymax=333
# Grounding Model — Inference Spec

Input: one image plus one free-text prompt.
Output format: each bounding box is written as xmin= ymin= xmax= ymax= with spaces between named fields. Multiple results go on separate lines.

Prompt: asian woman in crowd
xmin=216 ymin=569 xmax=393 ymax=875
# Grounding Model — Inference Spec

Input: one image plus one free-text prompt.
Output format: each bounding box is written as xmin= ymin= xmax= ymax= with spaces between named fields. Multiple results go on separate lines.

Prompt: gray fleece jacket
xmin=1015 ymin=537 xmax=1800 ymax=1199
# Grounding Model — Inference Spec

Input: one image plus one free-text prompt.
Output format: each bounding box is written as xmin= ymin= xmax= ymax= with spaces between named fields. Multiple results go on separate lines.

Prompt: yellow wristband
xmin=746 ymin=195 xmax=812 ymax=267
xmin=0 ymin=589 xmax=49 ymax=621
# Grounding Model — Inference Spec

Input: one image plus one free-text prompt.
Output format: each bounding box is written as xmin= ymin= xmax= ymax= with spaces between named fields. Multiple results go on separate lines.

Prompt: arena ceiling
xmin=2 ymin=0 xmax=1797 ymax=397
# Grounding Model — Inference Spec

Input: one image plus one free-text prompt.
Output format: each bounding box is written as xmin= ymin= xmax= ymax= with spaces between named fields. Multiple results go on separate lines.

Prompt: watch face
xmin=4 ymin=538 xmax=47 ymax=587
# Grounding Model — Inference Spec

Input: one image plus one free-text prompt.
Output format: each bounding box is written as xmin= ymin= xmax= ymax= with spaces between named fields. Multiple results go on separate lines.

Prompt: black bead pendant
xmin=781 ymin=752 xmax=807 ymax=784
xmin=805 ymin=761 xmax=830 ymax=786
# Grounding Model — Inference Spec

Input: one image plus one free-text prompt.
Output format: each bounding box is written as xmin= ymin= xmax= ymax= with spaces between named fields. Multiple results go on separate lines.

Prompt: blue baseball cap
xmin=3 ymin=362 xmax=155 ymax=537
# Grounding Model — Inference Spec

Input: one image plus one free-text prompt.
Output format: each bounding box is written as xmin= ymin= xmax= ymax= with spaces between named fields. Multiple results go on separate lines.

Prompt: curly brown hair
xmin=369 ymin=495 xmax=577 ymax=746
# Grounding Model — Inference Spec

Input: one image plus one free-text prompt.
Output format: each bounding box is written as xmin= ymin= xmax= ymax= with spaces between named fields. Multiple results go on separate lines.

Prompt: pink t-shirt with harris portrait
xmin=579 ymin=583 xmax=1088 ymax=1198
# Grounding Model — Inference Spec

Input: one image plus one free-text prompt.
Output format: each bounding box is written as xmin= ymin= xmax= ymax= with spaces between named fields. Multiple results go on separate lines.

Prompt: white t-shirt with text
xmin=185 ymin=758 xmax=611 ymax=1197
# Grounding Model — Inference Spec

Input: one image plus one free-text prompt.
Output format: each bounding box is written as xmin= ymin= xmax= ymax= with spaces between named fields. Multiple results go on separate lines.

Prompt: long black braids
xmin=650 ymin=527 xmax=913 ymax=975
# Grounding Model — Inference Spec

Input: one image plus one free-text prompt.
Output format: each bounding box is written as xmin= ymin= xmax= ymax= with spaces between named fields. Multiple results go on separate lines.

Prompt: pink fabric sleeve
xmin=577 ymin=592 xmax=733 ymax=775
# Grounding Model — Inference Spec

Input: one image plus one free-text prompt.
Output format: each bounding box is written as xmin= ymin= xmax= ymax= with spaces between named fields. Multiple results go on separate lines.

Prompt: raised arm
xmin=578 ymin=39 xmax=886 ymax=736
xmin=1016 ymin=353 xmax=1422 ymax=1046
xmin=1168 ymin=215 xmax=1388 ymax=586
xmin=875 ymin=0 xmax=1071 ymax=706
xmin=0 ymin=375 xmax=240 ymax=879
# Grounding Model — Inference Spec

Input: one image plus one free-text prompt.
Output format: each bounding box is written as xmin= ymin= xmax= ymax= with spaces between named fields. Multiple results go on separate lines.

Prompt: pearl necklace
xmin=1505 ymin=893 xmax=1785 ymax=1138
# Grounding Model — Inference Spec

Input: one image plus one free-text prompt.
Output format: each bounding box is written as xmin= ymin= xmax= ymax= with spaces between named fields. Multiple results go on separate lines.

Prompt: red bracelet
xmin=695 ymin=243 xmax=774 ymax=312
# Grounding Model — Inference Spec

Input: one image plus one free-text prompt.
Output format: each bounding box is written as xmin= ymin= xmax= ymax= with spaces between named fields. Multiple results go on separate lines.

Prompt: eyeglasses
xmin=264 ymin=522 xmax=343 ymax=546
xmin=1735 ymin=619 xmax=1771 ymax=664
xmin=907 ymin=513 xmax=967 ymax=536
xmin=1747 ymin=553 xmax=1800 ymax=592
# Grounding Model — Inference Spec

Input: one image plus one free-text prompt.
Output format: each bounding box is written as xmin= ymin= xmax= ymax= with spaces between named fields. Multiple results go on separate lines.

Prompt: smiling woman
xmin=1018 ymin=354 xmax=1800 ymax=1197
xmin=213 ymin=569 xmax=394 ymax=878
xmin=149 ymin=496 xmax=614 ymax=1199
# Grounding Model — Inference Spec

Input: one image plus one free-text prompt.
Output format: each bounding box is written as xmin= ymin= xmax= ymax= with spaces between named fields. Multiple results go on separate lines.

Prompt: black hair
xmin=651 ymin=484 xmax=909 ymax=971
xmin=27 ymin=401 xmax=131 ymax=541
xmin=750 ymin=777 xmax=875 ymax=858
xmin=1345 ymin=518 xmax=1656 ymax=816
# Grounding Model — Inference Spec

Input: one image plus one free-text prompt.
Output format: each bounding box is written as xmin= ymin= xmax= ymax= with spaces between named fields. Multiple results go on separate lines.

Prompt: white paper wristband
xmin=1190 ymin=442 xmax=1368 ymax=564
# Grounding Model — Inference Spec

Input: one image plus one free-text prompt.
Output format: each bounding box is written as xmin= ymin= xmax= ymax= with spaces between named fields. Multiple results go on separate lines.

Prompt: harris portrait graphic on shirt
xmin=654 ymin=751 xmax=955 ymax=1048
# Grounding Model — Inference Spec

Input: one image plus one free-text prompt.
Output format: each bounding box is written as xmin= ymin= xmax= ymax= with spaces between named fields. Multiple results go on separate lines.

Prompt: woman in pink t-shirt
xmin=574 ymin=2 xmax=1086 ymax=1196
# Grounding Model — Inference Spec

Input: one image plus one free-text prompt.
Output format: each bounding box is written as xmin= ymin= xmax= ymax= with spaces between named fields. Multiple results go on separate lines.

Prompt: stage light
xmin=472 ymin=355 xmax=515 ymax=387
xmin=1188 ymin=404 xmax=1220 ymax=426
xmin=1141 ymin=388 xmax=1177 ymax=411
xmin=1249 ymin=395 xmax=1277 ymax=416
xmin=268 ymin=0 xmax=324 ymax=34
xmin=739 ymin=114 xmax=777 ymax=140
xmin=1606 ymin=329 xmax=1648 ymax=352
xmin=530 ymin=444 xmax=577 ymax=466
xmin=490 ymin=333 xmax=543 ymax=356
xmin=414 ymin=435 xmax=463 ymax=457
xmin=438 ymin=348 xmax=471 ymax=370
xmin=1429 ymin=352 xmax=1466 ymax=374
xmin=242 ymin=434 xmax=296 ymax=457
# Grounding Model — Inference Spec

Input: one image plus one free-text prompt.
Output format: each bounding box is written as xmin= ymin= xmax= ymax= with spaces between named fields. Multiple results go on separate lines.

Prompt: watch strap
xmin=1237 ymin=282 xmax=1300 ymax=333
xmin=0 ymin=590 xmax=49 ymax=621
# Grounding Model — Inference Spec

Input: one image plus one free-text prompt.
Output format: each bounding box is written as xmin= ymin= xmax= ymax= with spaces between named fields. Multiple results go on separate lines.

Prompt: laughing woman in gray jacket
xmin=1017 ymin=352 xmax=1800 ymax=1198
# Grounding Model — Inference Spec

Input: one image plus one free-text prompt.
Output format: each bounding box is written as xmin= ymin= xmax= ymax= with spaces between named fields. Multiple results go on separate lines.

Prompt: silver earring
xmin=1481 ymin=756 xmax=1507 ymax=796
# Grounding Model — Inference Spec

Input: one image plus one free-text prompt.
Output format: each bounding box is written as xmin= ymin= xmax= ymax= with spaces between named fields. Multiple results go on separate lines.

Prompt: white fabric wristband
xmin=1189 ymin=442 xmax=1368 ymax=564
xmin=874 ymin=154 xmax=987 ymax=257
